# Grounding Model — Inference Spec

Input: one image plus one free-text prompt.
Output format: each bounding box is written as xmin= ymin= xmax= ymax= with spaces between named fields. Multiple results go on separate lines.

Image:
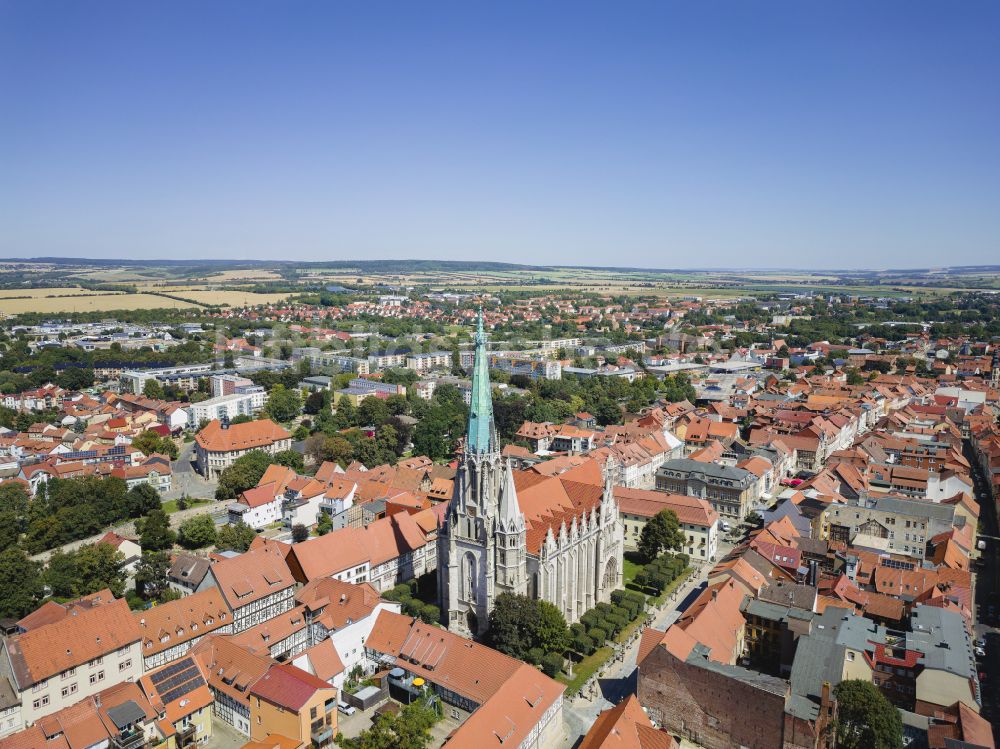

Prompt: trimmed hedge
xmin=541 ymin=652 xmax=564 ymax=678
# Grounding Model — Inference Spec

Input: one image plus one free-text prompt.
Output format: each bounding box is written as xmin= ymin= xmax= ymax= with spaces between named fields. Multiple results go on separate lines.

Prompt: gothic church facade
xmin=438 ymin=314 xmax=624 ymax=637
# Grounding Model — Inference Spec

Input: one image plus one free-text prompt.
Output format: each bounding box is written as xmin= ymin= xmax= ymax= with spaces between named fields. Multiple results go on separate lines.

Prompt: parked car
xmin=338 ymin=701 xmax=356 ymax=716
xmin=975 ymin=646 xmax=986 ymax=658
xmin=975 ymin=638 xmax=986 ymax=649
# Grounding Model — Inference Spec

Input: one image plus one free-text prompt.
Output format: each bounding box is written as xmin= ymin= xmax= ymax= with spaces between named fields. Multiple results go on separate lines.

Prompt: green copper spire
xmin=466 ymin=309 xmax=496 ymax=454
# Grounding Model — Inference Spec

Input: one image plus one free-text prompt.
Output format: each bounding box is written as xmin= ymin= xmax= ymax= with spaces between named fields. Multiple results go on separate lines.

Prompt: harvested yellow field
xmin=204 ymin=269 xmax=282 ymax=282
xmin=0 ymin=287 xmax=108 ymax=298
xmin=0 ymin=293 xmax=202 ymax=315
xmin=168 ymin=290 xmax=293 ymax=306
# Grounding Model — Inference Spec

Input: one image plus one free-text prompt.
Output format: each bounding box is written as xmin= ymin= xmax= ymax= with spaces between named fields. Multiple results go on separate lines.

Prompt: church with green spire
xmin=438 ymin=312 xmax=623 ymax=638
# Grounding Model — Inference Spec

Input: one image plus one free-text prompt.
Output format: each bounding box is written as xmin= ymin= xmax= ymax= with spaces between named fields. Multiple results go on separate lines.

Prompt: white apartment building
xmin=186 ymin=389 xmax=266 ymax=429
xmin=405 ymin=351 xmax=452 ymax=373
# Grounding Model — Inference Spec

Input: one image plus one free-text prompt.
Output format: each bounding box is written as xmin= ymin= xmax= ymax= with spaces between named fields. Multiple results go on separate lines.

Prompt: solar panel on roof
xmin=157 ymin=665 xmax=200 ymax=693
xmin=160 ymin=675 xmax=206 ymax=705
xmin=150 ymin=658 xmax=194 ymax=685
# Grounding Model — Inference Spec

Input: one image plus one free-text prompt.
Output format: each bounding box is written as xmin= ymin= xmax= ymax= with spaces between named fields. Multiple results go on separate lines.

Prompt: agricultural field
xmin=0 ymin=293 xmax=203 ymax=316
xmin=162 ymin=290 xmax=294 ymax=306
xmin=0 ymin=261 xmax=996 ymax=315
xmin=0 ymin=287 xmax=112 ymax=298
xmin=204 ymin=269 xmax=283 ymax=282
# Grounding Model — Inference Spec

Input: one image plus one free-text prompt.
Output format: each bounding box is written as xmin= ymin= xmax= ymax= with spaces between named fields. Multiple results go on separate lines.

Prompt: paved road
xmin=964 ymin=439 xmax=999 ymax=743
xmin=164 ymin=440 xmax=217 ymax=500
xmin=559 ymin=540 xmax=734 ymax=748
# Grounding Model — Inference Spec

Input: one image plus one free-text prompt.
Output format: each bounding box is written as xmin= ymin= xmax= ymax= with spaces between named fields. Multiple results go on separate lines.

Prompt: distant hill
xmin=5 ymin=257 xmax=1000 ymax=276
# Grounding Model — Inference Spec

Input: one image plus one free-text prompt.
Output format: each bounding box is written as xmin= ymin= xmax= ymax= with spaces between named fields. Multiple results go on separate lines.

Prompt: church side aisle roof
xmin=512 ymin=466 xmax=608 ymax=554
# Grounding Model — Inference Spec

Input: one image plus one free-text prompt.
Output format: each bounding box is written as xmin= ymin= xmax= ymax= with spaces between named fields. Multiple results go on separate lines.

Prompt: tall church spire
xmin=466 ymin=308 xmax=496 ymax=454
xmin=498 ymin=460 xmax=524 ymax=531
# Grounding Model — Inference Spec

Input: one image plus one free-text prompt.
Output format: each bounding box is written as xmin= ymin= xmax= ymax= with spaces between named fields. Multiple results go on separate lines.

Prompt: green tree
xmin=305 ymin=433 xmax=354 ymax=467
xmin=273 ymin=449 xmax=304 ymax=471
xmin=540 ymin=651 xmax=564 ymax=678
xmin=0 ymin=482 xmax=30 ymax=515
xmin=358 ymin=396 xmax=390 ymax=427
xmin=316 ymin=512 xmax=333 ymax=536
xmin=131 ymin=430 xmax=179 ymax=460
xmin=139 ymin=508 xmax=176 ymax=551
xmin=216 ymin=521 xmax=257 ymax=552
xmin=0 ymin=547 xmax=43 ymax=618
xmin=638 ymin=509 xmax=685 ymax=563
xmin=333 ymin=397 xmax=357 ymax=429
xmin=266 ymin=384 xmax=302 ymax=423
xmin=177 ymin=514 xmax=217 ymax=549
xmin=125 ymin=483 xmax=162 ymax=517
xmin=143 ymin=379 xmax=165 ymax=399
xmin=833 ymin=680 xmax=903 ymax=749
xmin=134 ymin=550 xmax=172 ymax=600
xmin=488 ymin=593 xmax=570 ymax=661
xmin=0 ymin=511 xmax=20 ymax=552
xmin=74 ymin=542 xmax=127 ymax=597
xmin=291 ymin=524 xmax=309 ymax=543
xmin=337 ymin=699 xmax=438 ymax=749
xmin=303 ymin=390 xmax=326 ymax=416
xmin=592 ymin=397 xmax=621 ymax=426
xmin=215 ymin=449 xmax=273 ymax=499
xmin=419 ymin=603 xmax=440 ymax=625
xmin=44 ymin=548 xmax=80 ymax=598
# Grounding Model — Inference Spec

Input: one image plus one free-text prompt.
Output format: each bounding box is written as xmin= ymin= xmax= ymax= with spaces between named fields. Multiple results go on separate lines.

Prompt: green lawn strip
xmin=622 ymin=555 xmax=643 ymax=586
xmin=161 ymin=498 xmax=212 ymax=514
xmin=557 ymin=646 xmax=613 ymax=695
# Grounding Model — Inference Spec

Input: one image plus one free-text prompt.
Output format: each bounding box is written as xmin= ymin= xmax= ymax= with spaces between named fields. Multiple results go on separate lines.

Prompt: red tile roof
xmin=195 ymin=419 xmax=290 ymax=453
xmin=249 ymin=663 xmax=334 ymax=711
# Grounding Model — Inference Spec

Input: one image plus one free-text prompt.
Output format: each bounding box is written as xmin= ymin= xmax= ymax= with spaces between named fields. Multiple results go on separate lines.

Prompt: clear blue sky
xmin=1 ymin=1 xmax=998 ymax=269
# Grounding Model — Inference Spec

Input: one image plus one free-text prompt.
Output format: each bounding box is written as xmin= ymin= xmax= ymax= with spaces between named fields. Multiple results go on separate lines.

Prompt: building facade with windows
xmin=0 ymin=598 xmax=142 ymax=736
xmin=655 ymin=458 xmax=758 ymax=520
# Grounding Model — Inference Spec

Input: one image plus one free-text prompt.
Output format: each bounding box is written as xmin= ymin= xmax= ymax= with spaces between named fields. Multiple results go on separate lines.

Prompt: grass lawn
xmin=622 ymin=554 xmax=644 ymax=587
xmin=161 ymin=498 xmax=212 ymax=514
xmin=557 ymin=646 xmax=613 ymax=695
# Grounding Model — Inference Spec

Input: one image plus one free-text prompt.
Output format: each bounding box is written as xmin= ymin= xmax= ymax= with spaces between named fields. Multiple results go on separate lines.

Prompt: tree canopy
xmin=487 ymin=593 xmax=570 ymax=661
xmin=216 ymin=521 xmax=257 ymax=553
xmin=833 ymin=679 xmax=903 ymax=749
xmin=638 ymin=509 xmax=685 ymax=562
xmin=215 ymin=449 xmax=273 ymax=500
xmin=45 ymin=542 xmax=127 ymax=599
xmin=177 ymin=514 xmax=217 ymax=549
xmin=0 ymin=547 xmax=43 ymax=618
xmin=131 ymin=429 xmax=179 ymax=460
xmin=265 ymin=384 xmax=302 ymax=423
xmin=138 ymin=508 xmax=176 ymax=551
xmin=337 ymin=699 xmax=438 ymax=749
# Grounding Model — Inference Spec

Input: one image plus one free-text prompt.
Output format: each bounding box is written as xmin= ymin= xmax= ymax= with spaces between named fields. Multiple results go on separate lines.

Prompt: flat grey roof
xmin=907 ymin=606 xmax=976 ymax=679
xmin=872 ymin=496 xmax=955 ymax=523
xmin=658 ymin=458 xmax=751 ymax=482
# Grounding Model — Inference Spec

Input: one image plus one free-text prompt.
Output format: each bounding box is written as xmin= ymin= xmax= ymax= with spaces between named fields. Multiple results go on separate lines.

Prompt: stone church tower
xmin=438 ymin=313 xmax=527 ymax=637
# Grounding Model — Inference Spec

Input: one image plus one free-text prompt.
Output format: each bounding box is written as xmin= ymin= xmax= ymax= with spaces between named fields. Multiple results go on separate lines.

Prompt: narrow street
xmin=164 ymin=439 xmax=218 ymax=500
xmin=964 ymin=439 xmax=999 ymax=742
xmin=559 ymin=542 xmax=732 ymax=748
